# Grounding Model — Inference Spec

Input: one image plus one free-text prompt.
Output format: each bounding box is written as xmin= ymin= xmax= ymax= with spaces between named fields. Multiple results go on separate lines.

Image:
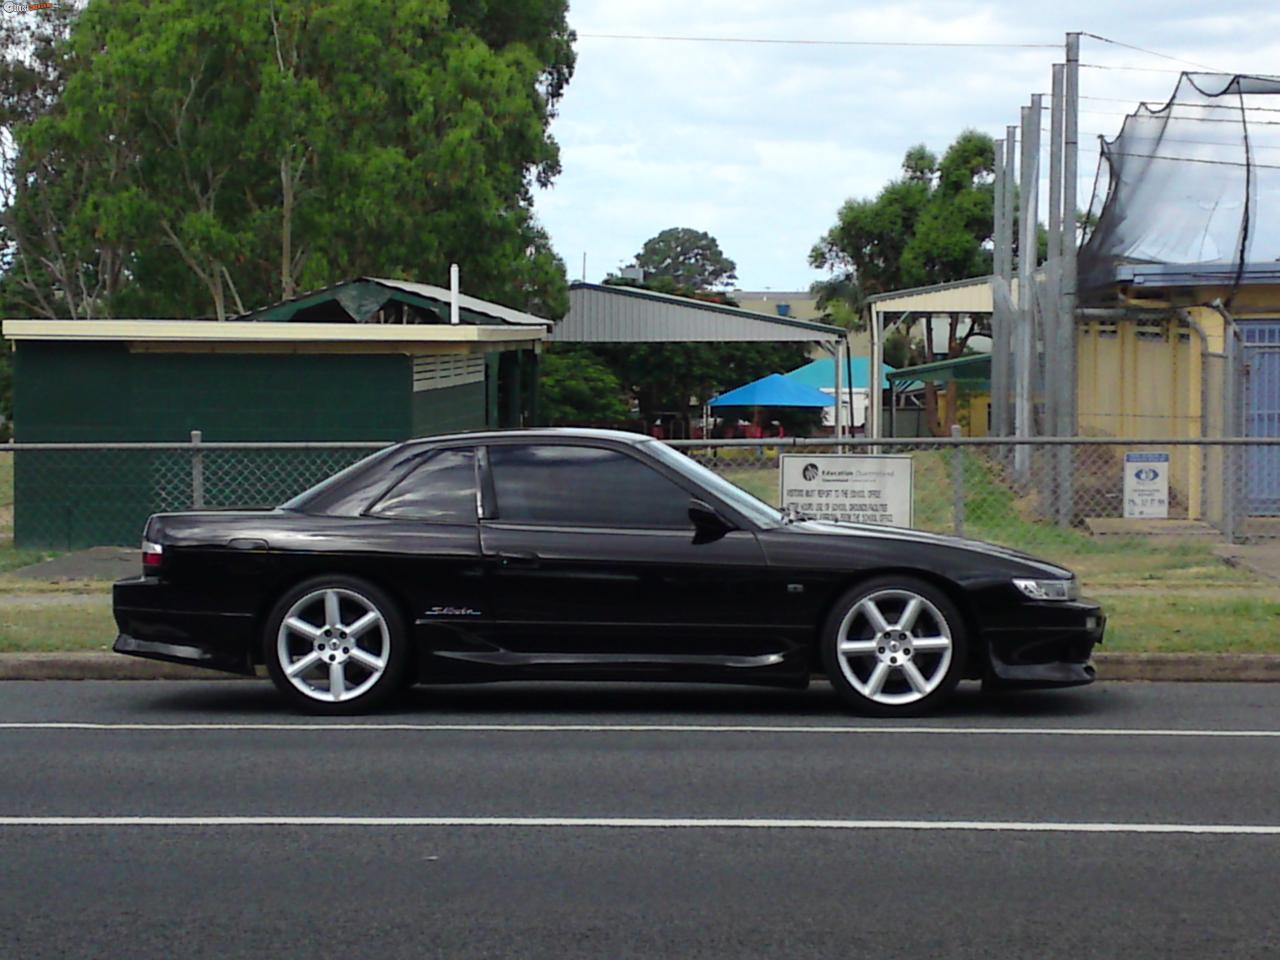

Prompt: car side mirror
xmin=689 ymin=498 xmax=734 ymax=542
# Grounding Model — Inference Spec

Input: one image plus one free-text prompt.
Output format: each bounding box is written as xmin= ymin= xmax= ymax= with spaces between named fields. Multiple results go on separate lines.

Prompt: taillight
xmin=142 ymin=540 xmax=164 ymax=572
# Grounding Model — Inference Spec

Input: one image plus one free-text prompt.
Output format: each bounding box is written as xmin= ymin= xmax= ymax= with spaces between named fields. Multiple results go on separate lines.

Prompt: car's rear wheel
xmin=820 ymin=576 xmax=967 ymax=717
xmin=264 ymin=576 xmax=409 ymax=715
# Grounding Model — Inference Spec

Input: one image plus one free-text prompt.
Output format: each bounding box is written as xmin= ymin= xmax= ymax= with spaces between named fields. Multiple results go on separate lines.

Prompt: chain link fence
xmin=5 ymin=437 xmax=385 ymax=548
xmin=670 ymin=437 xmax=1276 ymax=556
xmin=3 ymin=434 xmax=1278 ymax=557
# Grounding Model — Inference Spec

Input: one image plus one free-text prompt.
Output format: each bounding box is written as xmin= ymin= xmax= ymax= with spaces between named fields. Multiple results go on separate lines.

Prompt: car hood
xmin=776 ymin=519 xmax=1072 ymax=578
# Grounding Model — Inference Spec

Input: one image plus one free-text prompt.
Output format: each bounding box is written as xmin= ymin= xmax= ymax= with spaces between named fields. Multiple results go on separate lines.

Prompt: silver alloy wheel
xmin=835 ymin=588 xmax=953 ymax=706
xmin=276 ymin=588 xmax=391 ymax=703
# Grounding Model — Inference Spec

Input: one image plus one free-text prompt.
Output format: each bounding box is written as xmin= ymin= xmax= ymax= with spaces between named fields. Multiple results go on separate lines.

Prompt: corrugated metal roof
xmin=234 ymin=277 xmax=550 ymax=327
xmin=866 ymin=276 xmax=1019 ymax=314
xmin=1117 ymin=263 xmax=1280 ymax=288
xmin=370 ymin=278 xmax=549 ymax=326
xmin=550 ymin=282 xmax=845 ymax=344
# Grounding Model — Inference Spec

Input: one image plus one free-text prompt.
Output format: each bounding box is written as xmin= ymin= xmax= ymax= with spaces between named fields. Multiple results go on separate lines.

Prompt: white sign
xmin=1123 ymin=451 xmax=1169 ymax=519
xmin=780 ymin=455 xmax=913 ymax=526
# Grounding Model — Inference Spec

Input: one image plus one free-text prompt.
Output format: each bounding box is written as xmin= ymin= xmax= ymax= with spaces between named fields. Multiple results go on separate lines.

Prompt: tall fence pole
xmin=1048 ymin=62 xmax=1069 ymax=525
xmin=1058 ymin=32 xmax=1081 ymax=524
xmin=1062 ymin=32 xmax=1081 ymax=439
xmin=999 ymin=129 xmax=1018 ymax=441
xmin=991 ymin=138 xmax=1009 ymax=444
xmin=951 ymin=424 xmax=966 ymax=537
xmin=1015 ymin=98 xmax=1041 ymax=480
xmin=1046 ymin=64 xmax=1065 ymax=437
xmin=993 ymin=138 xmax=1007 ymax=280
xmin=190 ymin=430 xmax=205 ymax=510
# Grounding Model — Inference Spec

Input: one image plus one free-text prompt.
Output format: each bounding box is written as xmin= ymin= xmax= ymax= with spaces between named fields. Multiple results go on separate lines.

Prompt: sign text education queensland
xmin=779 ymin=455 xmax=913 ymax=526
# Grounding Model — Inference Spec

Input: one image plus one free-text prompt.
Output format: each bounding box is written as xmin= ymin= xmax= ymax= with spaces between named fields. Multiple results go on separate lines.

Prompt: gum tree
xmin=2 ymin=0 xmax=576 ymax=320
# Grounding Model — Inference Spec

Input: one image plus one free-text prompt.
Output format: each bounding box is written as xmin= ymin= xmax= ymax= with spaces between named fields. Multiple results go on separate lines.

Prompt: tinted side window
xmin=489 ymin=444 xmax=690 ymax=528
xmin=370 ymin=449 xmax=477 ymax=522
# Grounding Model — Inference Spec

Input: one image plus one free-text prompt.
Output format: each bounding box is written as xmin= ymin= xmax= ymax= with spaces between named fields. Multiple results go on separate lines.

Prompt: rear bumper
xmin=113 ymin=577 xmax=256 ymax=676
xmin=983 ymin=600 xmax=1106 ymax=689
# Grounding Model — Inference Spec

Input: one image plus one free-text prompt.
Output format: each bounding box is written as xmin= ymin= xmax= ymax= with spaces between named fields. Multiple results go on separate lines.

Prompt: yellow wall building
xmin=869 ymin=269 xmax=1280 ymax=524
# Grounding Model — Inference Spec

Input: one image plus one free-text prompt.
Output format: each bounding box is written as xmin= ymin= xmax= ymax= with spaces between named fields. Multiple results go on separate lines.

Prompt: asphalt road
xmin=2 ymin=680 xmax=1280 ymax=959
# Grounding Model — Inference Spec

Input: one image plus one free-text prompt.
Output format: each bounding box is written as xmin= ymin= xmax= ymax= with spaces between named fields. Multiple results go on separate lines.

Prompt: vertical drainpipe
xmin=1177 ymin=308 xmax=1211 ymax=526
xmin=450 ymin=264 xmax=460 ymax=325
xmin=1211 ymin=299 xmax=1246 ymax=542
xmin=833 ymin=336 xmax=844 ymax=441
xmin=868 ymin=306 xmax=881 ymax=440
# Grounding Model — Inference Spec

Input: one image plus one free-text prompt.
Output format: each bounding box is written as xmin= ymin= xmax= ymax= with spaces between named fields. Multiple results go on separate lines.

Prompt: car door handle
xmin=496 ymin=551 xmax=541 ymax=568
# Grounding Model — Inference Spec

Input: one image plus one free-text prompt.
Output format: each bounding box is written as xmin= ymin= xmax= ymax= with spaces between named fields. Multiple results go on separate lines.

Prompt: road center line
xmin=0 ymin=816 xmax=1278 ymax=835
xmin=1 ymin=721 xmax=1279 ymax=738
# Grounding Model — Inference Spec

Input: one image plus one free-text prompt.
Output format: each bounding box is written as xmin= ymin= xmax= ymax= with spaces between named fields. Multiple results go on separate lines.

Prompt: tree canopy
xmin=538 ymin=347 xmax=630 ymax=425
xmin=809 ymin=131 xmax=999 ymax=435
xmin=0 ymin=0 xmax=576 ymax=322
xmin=809 ymin=130 xmax=996 ymax=307
xmin=627 ymin=227 xmax=738 ymax=291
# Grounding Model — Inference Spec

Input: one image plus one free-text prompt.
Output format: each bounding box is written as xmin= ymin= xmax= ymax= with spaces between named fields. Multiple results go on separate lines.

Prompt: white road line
xmin=0 ymin=816 xmax=1279 ymax=835
xmin=0 ymin=722 xmax=1279 ymax=738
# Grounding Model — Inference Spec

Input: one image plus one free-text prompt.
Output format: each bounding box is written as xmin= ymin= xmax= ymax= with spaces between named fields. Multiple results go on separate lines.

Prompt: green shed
xmin=2 ymin=278 xmax=549 ymax=547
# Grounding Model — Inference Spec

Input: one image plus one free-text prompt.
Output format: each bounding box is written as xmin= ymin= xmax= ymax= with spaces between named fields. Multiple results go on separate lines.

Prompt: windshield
xmin=643 ymin=440 xmax=783 ymax=529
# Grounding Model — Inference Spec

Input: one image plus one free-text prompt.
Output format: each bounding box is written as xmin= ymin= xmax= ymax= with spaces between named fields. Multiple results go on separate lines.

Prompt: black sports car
xmin=113 ymin=428 xmax=1104 ymax=716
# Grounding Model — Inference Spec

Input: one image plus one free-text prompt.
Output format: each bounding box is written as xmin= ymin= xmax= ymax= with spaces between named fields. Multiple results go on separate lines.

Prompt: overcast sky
xmin=532 ymin=0 xmax=1280 ymax=292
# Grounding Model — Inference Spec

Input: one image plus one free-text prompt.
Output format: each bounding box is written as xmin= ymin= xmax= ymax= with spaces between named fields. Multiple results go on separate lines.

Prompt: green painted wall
xmin=410 ymin=380 xmax=486 ymax=437
xmin=12 ymin=342 xmax=496 ymax=547
xmin=14 ymin=342 xmax=410 ymax=442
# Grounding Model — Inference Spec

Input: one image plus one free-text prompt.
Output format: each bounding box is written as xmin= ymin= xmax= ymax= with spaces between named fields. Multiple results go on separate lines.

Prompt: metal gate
xmin=1243 ymin=321 xmax=1280 ymax=515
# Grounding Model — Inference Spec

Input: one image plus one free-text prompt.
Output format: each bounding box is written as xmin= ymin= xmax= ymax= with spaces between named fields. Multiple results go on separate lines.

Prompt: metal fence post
xmin=190 ymin=430 xmax=205 ymax=510
xmin=951 ymin=425 xmax=965 ymax=537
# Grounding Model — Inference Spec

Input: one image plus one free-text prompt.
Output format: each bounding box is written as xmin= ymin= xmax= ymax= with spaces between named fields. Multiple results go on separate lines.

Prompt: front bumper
xmin=982 ymin=599 xmax=1105 ymax=688
xmin=112 ymin=577 xmax=256 ymax=676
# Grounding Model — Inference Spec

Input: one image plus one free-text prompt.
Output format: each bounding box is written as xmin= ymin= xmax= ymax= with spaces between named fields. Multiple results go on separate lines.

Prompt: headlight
xmin=1012 ymin=577 xmax=1079 ymax=601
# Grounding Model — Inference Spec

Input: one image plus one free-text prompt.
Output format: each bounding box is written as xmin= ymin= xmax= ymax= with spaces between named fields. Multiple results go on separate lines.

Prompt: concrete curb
xmin=1093 ymin=652 xmax=1280 ymax=683
xmin=1 ymin=651 xmax=1280 ymax=683
xmin=0 ymin=652 xmax=248 ymax=681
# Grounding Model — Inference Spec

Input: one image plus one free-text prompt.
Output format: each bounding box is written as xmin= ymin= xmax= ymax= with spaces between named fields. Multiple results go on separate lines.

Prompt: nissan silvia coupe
xmin=113 ymin=428 xmax=1104 ymax=716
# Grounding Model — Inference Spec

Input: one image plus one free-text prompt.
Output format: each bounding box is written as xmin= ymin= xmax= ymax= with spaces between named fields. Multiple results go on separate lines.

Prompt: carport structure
xmin=864 ymin=276 xmax=1002 ymax=440
xmin=550 ymin=282 xmax=855 ymax=434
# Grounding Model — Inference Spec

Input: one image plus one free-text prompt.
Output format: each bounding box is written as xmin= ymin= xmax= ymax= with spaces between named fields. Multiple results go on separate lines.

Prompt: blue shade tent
xmin=708 ymin=373 xmax=835 ymax=408
xmin=783 ymin=356 xmax=894 ymax=390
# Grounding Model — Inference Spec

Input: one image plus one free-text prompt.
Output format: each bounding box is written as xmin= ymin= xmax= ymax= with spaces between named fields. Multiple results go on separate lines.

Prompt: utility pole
xmin=1016 ymin=96 xmax=1041 ymax=478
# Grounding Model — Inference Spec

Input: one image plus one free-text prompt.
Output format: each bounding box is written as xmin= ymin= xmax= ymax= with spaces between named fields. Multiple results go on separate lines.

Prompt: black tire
xmin=264 ymin=575 xmax=410 ymax=715
xmin=820 ymin=575 xmax=968 ymax=717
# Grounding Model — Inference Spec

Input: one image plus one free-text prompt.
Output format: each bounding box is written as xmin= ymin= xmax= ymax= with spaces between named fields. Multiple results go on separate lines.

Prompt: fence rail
xmin=1 ymin=434 xmax=1276 ymax=554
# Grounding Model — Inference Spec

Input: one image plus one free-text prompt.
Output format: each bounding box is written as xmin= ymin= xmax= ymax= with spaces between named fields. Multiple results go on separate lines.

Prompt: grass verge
xmin=0 ymin=595 xmax=116 ymax=653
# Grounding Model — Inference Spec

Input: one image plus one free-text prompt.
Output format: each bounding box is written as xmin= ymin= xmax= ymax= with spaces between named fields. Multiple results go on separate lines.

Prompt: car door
xmin=478 ymin=440 xmax=774 ymax=663
xmin=359 ymin=446 xmax=489 ymax=652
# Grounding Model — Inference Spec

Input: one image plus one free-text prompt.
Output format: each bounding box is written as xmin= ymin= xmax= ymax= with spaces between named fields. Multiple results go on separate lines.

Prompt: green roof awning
xmin=886 ymin=353 xmax=991 ymax=387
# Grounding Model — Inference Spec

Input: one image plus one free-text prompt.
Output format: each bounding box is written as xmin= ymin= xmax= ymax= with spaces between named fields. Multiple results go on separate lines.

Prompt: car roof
xmin=396 ymin=427 xmax=656 ymax=451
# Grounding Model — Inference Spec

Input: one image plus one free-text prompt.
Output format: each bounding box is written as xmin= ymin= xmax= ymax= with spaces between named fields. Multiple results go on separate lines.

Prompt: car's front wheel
xmin=820 ymin=576 xmax=968 ymax=717
xmin=264 ymin=576 xmax=410 ymax=715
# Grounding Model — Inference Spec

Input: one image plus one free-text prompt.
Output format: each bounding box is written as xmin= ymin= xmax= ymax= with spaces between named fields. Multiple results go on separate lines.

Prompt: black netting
xmin=1079 ymin=72 xmax=1280 ymax=303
